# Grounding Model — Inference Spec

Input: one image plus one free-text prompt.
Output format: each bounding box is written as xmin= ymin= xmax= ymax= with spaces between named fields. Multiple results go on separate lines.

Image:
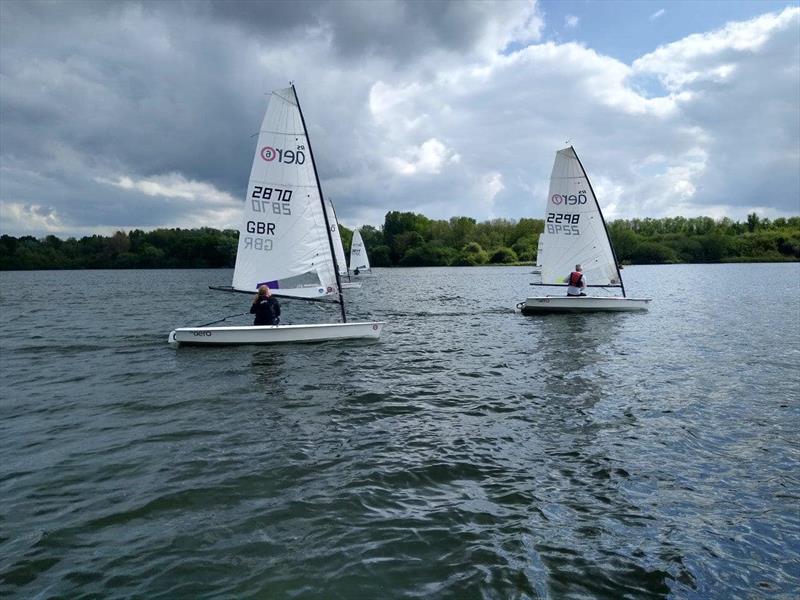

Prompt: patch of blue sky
xmin=627 ymin=71 xmax=669 ymax=99
xmin=535 ymin=0 xmax=799 ymax=64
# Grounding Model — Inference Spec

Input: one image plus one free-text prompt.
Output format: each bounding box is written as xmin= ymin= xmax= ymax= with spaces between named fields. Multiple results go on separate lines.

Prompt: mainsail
xmin=539 ymin=147 xmax=623 ymax=291
xmin=535 ymin=237 xmax=544 ymax=268
xmin=232 ymin=87 xmax=338 ymax=299
xmin=325 ymin=198 xmax=348 ymax=277
xmin=349 ymin=228 xmax=371 ymax=272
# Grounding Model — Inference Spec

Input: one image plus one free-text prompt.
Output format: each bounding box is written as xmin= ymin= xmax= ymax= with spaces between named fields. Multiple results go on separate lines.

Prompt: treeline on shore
xmin=1 ymin=212 xmax=798 ymax=270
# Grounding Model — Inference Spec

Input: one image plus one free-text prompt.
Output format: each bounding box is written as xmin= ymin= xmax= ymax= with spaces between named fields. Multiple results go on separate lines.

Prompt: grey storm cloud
xmin=0 ymin=0 xmax=541 ymax=236
xmin=197 ymin=0 xmax=532 ymax=60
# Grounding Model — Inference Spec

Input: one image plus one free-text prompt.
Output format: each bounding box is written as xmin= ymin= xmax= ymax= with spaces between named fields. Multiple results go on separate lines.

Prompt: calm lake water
xmin=1 ymin=264 xmax=799 ymax=599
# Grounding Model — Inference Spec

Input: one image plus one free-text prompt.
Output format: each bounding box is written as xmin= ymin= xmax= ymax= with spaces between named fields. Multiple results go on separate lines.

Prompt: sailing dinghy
xmin=530 ymin=237 xmax=543 ymax=278
xmin=325 ymin=198 xmax=361 ymax=289
xmin=349 ymin=228 xmax=372 ymax=275
xmin=519 ymin=146 xmax=650 ymax=314
xmin=169 ymin=85 xmax=384 ymax=344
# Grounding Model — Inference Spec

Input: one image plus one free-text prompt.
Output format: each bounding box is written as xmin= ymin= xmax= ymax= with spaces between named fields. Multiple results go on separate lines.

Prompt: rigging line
xmin=196 ymin=312 xmax=248 ymax=327
xmin=207 ymin=286 xmax=339 ymax=303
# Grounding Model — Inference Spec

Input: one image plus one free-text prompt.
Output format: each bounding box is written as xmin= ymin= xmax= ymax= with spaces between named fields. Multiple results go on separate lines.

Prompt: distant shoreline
xmin=2 ymin=258 xmax=798 ymax=273
xmin=2 ymin=213 xmax=798 ymax=270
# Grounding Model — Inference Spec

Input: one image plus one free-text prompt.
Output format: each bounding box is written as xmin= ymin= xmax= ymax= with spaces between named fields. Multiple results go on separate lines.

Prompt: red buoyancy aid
xmin=568 ymin=271 xmax=583 ymax=287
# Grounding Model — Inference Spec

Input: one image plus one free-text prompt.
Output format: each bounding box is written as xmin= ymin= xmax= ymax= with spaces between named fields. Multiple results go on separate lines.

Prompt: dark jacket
xmin=250 ymin=296 xmax=281 ymax=325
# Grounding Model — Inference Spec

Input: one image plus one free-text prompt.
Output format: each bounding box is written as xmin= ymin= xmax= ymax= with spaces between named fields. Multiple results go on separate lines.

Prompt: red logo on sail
xmin=261 ymin=146 xmax=276 ymax=161
xmin=260 ymin=146 xmax=306 ymax=164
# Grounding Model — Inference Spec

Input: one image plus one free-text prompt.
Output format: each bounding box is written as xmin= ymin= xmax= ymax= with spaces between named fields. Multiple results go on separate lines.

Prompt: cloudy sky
xmin=1 ymin=0 xmax=798 ymax=238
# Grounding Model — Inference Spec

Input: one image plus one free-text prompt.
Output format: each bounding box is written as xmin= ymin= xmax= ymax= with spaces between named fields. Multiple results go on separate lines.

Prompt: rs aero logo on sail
xmin=261 ymin=146 xmax=306 ymax=165
xmin=551 ymin=190 xmax=588 ymax=205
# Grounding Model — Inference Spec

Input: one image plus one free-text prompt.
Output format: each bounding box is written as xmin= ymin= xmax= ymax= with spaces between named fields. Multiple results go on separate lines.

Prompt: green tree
xmin=454 ymin=242 xmax=489 ymax=266
xmin=512 ymin=235 xmax=538 ymax=261
xmin=400 ymin=244 xmax=454 ymax=266
xmin=448 ymin=216 xmax=476 ymax=249
xmin=490 ymin=246 xmax=518 ymax=263
xmin=630 ymin=242 xmax=678 ymax=264
xmin=393 ymin=231 xmax=425 ymax=263
xmin=369 ymin=245 xmax=392 ymax=267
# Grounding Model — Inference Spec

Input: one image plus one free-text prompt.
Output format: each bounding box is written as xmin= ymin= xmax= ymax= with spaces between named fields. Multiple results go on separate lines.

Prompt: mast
xmin=292 ymin=83 xmax=347 ymax=323
xmin=571 ymin=146 xmax=626 ymax=297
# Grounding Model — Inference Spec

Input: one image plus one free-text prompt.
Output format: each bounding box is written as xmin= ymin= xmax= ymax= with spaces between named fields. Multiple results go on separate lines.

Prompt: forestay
xmin=325 ymin=198 xmax=348 ymax=277
xmin=350 ymin=228 xmax=370 ymax=272
xmin=232 ymin=87 xmax=337 ymax=299
xmin=540 ymin=147 xmax=622 ymax=288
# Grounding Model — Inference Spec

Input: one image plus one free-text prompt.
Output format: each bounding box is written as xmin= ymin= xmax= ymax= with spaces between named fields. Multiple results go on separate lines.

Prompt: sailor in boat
xmin=353 ymin=267 xmax=360 ymax=276
xmin=566 ymin=264 xmax=587 ymax=297
xmin=250 ymin=285 xmax=281 ymax=326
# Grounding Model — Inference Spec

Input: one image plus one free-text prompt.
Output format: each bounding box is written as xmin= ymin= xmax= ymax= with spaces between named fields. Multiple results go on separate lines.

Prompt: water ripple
xmin=1 ymin=265 xmax=799 ymax=598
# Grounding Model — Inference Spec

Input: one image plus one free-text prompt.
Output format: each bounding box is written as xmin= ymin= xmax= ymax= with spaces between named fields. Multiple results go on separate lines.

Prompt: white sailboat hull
xmin=521 ymin=296 xmax=650 ymax=314
xmin=169 ymin=321 xmax=385 ymax=345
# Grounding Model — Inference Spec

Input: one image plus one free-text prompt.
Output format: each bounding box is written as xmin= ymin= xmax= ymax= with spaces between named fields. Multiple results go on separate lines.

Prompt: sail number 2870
xmin=251 ymin=186 xmax=292 ymax=216
xmin=546 ymin=212 xmax=580 ymax=235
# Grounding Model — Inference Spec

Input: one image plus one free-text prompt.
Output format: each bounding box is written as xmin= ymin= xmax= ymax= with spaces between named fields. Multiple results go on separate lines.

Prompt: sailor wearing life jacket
xmin=566 ymin=264 xmax=587 ymax=297
xmin=250 ymin=284 xmax=281 ymax=325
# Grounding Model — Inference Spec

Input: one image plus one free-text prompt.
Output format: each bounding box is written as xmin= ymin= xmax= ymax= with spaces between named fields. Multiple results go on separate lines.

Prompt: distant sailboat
xmin=349 ymin=228 xmax=372 ymax=275
xmin=530 ymin=236 xmax=543 ymax=276
xmin=519 ymin=146 xmax=650 ymax=314
xmin=325 ymin=198 xmax=361 ymax=289
xmin=169 ymin=85 xmax=384 ymax=344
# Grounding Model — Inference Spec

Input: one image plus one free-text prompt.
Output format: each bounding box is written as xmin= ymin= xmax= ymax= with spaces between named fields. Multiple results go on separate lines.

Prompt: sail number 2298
xmin=547 ymin=213 xmax=580 ymax=235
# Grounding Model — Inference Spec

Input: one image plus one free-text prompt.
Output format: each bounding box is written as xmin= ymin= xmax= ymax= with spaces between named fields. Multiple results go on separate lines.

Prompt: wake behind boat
xmin=169 ymin=84 xmax=384 ymax=345
xmin=519 ymin=146 xmax=650 ymax=314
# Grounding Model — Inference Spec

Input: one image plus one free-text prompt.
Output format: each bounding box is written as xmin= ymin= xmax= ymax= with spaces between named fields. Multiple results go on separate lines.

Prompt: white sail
xmin=232 ymin=87 xmax=337 ymax=299
xmin=349 ymin=228 xmax=371 ymax=272
xmin=535 ymin=236 xmax=544 ymax=268
xmin=325 ymin=198 xmax=348 ymax=276
xmin=539 ymin=147 xmax=621 ymax=288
